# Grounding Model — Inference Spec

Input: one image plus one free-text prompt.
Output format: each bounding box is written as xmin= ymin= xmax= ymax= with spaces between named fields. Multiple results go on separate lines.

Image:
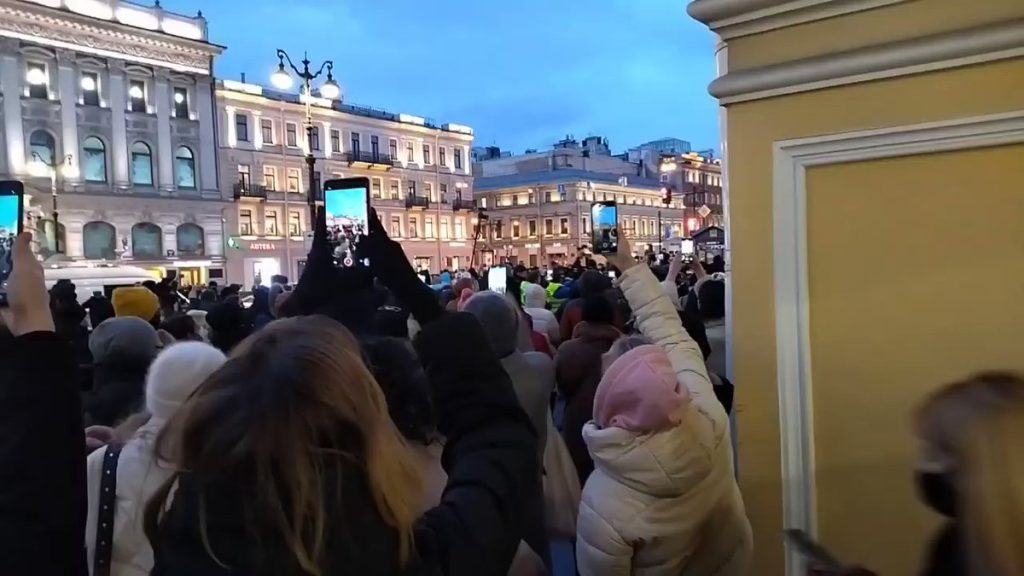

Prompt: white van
xmin=44 ymin=265 xmax=159 ymax=304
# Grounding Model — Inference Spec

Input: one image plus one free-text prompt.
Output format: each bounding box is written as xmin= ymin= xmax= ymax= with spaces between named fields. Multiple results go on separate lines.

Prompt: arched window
xmin=176 ymin=223 xmax=204 ymax=256
xmin=131 ymin=222 xmax=162 ymax=259
xmin=174 ymin=146 xmax=195 ymax=189
xmin=131 ymin=142 xmax=153 ymax=186
xmin=36 ymin=219 xmax=65 ymax=258
xmin=82 ymin=137 xmax=107 ymax=183
xmin=29 ymin=130 xmax=55 ymax=166
xmin=83 ymin=221 xmax=116 ymax=260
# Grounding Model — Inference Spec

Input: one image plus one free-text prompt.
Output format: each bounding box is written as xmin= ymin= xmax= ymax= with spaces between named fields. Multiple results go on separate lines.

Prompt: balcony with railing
xmin=344 ymin=151 xmax=395 ymax=169
xmin=233 ymin=182 xmax=268 ymax=201
xmin=405 ymin=195 xmax=430 ymax=209
xmin=453 ymin=197 xmax=477 ymax=211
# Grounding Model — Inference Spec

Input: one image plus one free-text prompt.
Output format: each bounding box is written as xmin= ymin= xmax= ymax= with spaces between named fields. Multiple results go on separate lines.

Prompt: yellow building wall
xmin=726 ymin=0 xmax=1024 ymax=71
xmin=806 ymin=144 xmax=1024 ymax=576
xmin=726 ymin=58 xmax=1024 ymax=575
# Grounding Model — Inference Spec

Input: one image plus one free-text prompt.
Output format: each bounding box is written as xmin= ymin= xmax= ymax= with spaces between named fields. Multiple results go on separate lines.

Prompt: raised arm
xmin=606 ymin=238 xmax=726 ymax=426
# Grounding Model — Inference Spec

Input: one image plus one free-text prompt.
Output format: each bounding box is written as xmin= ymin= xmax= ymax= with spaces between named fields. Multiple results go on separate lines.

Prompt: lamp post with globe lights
xmin=270 ymin=50 xmax=340 ymax=220
xmin=28 ymin=153 xmax=77 ymax=257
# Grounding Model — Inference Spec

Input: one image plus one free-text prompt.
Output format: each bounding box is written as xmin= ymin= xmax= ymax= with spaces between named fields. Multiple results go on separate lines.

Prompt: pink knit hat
xmin=456 ymin=287 xmax=476 ymax=311
xmin=593 ymin=344 xmax=689 ymax=432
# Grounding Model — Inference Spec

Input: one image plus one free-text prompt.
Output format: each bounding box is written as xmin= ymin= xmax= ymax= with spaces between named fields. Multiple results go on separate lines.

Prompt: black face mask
xmin=916 ymin=471 xmax=958 ymax=518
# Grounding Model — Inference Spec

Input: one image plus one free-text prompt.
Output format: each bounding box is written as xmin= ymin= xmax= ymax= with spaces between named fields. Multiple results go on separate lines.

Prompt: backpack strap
xmin=93 ymin=443 xmax=123 ymax=576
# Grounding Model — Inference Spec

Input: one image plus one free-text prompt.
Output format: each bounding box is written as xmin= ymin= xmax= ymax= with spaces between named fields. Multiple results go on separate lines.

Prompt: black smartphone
xmin=0 ymin=180 xmax=25 ymax=307
xmin=784 ymin=529 xmax=845 ymax=572
xmin=322 ymin=177 xmax=370 ymax=267
xmin=590 ymin=201 xmax=618 ymax=255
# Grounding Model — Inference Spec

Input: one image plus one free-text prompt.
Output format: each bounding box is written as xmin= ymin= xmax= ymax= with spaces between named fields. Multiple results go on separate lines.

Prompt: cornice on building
xmin=0 ymin=0 xmax=223 ymax=75
xmin=686 ymin=0 xmax=907 ymax=40
xmin=709 ymin=18 xmax=1024 ymax=103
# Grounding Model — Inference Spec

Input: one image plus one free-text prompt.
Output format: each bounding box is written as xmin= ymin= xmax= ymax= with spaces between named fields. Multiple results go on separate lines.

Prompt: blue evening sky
xmin=170 ymin=0 xmax=720 ymax=154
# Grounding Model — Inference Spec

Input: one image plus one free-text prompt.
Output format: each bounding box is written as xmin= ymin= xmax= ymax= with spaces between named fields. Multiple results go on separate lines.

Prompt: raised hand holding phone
xmin=0 ymin=232 xmax=54 ymax=336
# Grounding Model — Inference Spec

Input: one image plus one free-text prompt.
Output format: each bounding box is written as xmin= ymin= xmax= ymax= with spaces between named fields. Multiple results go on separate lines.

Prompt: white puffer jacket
xmin=575 ymin=265 xmax=752 ymax=576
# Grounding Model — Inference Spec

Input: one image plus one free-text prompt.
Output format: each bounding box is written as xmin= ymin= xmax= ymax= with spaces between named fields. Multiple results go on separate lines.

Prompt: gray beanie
xmin=461 ymin=291 xmax=520 ymax=358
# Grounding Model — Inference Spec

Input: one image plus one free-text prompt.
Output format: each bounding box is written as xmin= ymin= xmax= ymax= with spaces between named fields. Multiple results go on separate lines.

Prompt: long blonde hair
xmin=962 ymin=401 xmax=1024 ymax=576
xmin=146 ymin=316 xmax=422 ymax=574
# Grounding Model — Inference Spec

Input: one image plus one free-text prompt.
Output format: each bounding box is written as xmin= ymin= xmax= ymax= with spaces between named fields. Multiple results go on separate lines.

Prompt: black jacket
xmin=151 ymin=313 xmax=541 ymax=576
xmin=0 ymin=332 xmax=87 ymax=576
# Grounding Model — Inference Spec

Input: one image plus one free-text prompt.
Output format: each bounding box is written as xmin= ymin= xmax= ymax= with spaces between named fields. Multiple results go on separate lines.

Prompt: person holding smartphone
xmin=0 ymin=232 xmax=88 ymax=576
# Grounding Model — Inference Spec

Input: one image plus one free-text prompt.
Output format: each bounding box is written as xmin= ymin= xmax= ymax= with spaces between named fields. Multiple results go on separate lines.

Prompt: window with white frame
xmin=559 ymin=218 xmax=569 ymax=235
xmin=287 ymin=168 xmax=300 ymax=192
xmin=454 ymin=218 xmax=465 ymax=239
xmin=439 ymin=146 xmax=447 ymax=167
xmin=405 ymin=142 xmax=414 ymax=163
xmin=310 ymin=126 xmax=320 ymax=151
xmin=440 ymin=217 xmax=450 ymax=240
xmin=422 ymin=144 xmax=432 ymax=165
xmin=389 ymin=179 xmax=400 ymax=199
xmin=263 ymin=166 xmax=277 ymax=191
xmin=261 ymin=119 xmax=274 ymax=144
xmin=173 ymin=87 xmax=189 ymax=118
xmin=425 ymin=217 xmax=434 ymax=238
xmin=128 ymin=79 xmax=146 ymax=112
xmin=408 ymin=217 xmax=418 ymax=238
xmin=286 ymin=123 xmax=298 ymax=147
xmin=81 ymin=71 xmax=100 ymax=106
xmin=424 ymin=182 xmax=434 ymax=202
xmin=543 ymin=219 xmax=553 ymax=236
xmin=331 ymin=130 xmax=341 ymax=153
xmin=390 ymin=215 xmax=402 ymax=238
xmin=389 ymin=138 xmax=398 ymax=158
xmin=265 ymin=210 xmax=279 ymax=236
xmin=289 ymin=211 xmax=301 ymax=236
xmin=454 ymin=147 xmax=463 ymax=170
xmin=239 ymin=209 xmax=253 ymax=235
xmin=26 ymin=62 xmax=49 ymax=99
xmin=235 ymin=113 xmax=249 ymax=142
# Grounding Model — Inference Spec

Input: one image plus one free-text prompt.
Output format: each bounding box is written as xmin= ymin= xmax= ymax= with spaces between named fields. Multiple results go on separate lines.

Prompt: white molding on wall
xmin=711 ymin=18 xmax=1024 ymax=104
xmin=772 ymin=110 xmax=1024 ymax=576
xmin=688 ymin=0 xmax=906 ymax=40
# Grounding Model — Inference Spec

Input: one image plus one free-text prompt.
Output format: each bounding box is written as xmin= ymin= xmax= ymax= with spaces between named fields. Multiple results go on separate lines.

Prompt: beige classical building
xmin=473 ymin=171 xmax=688 ymax=267
xmin=656 ymin=151 xmax=725 ymax=230
xmin=0 ymin=0 xmax=226 ymax=285
xmin=216 ymin=79 xmax=476 ymax=284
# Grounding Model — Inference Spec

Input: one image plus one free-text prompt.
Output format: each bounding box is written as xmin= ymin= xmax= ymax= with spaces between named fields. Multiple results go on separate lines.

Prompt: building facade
xmin=0 ymin=0 xmax=226 ymax=285
xmin=689 ymin=0 xmax=1024 ymax=574
xmin=473 ymin=170 xmax=687 ymax=267
xmin=216 ymin=79 xmax=476 ymax=285
xmin=656 ymin=151 xmax=725 ymax=231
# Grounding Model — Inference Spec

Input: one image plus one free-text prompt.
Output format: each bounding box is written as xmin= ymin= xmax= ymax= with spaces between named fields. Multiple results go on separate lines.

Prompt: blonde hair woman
xmin=145 ymin=312 xmax=543 ymax=576
xmin=962 ymin=401 xmax=1024 ymax=576
xmin=915 ymin=372 xmax=1024 ymax=576
xmin=145 ymin=316 xmax=422 ymax=575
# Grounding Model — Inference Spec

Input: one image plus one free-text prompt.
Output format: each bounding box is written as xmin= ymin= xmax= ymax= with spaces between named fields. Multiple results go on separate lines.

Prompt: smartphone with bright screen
xmin=488 ymin=266 xmax=508 ymax=294
xmin=591 ymin=201 xmax=618 ymax=254
xmin=0 ymin=181 xmax=25 ymax=307
xmin=323 ymin=177 xmax=370 ymax=267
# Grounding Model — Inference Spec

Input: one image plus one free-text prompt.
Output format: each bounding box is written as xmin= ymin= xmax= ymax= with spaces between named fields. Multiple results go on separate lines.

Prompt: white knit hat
xmin=145 ymin=341 xmax=226 ymax=424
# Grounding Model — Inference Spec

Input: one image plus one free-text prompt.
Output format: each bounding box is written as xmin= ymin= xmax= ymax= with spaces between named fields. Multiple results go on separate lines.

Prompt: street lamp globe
xmin=173 ymin=91 xmax=185 ymax=104
xmin=319 ymin=77 xmax=340 ymax=100
xmin=80 ymin=75 xmax=96 ymax=92
xmin=26 ymin=67 xmax=47 ymax=86
xmin=271 ymin=64 xmax=293 ymax=90
xmin=128 ymin=85 xmax=144 ymax=99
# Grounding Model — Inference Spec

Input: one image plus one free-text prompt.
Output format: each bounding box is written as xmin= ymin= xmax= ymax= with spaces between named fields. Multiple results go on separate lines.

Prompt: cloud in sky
xmin=171 ymin=0 xmax=720 ymax=153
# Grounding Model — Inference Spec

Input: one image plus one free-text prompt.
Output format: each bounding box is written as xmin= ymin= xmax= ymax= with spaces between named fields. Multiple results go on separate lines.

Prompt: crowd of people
xmin=0 ymin=204 xmax=1021 ymax=576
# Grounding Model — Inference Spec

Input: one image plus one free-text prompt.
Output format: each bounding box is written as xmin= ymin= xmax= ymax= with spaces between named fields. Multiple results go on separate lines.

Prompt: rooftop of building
xmin=474 ymin=169 xmax=664 ymax=192
xmin=217 ymin=79 xmax=474 ymax=137
xmin=16 ymin=0 xmax=213 ymax=44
